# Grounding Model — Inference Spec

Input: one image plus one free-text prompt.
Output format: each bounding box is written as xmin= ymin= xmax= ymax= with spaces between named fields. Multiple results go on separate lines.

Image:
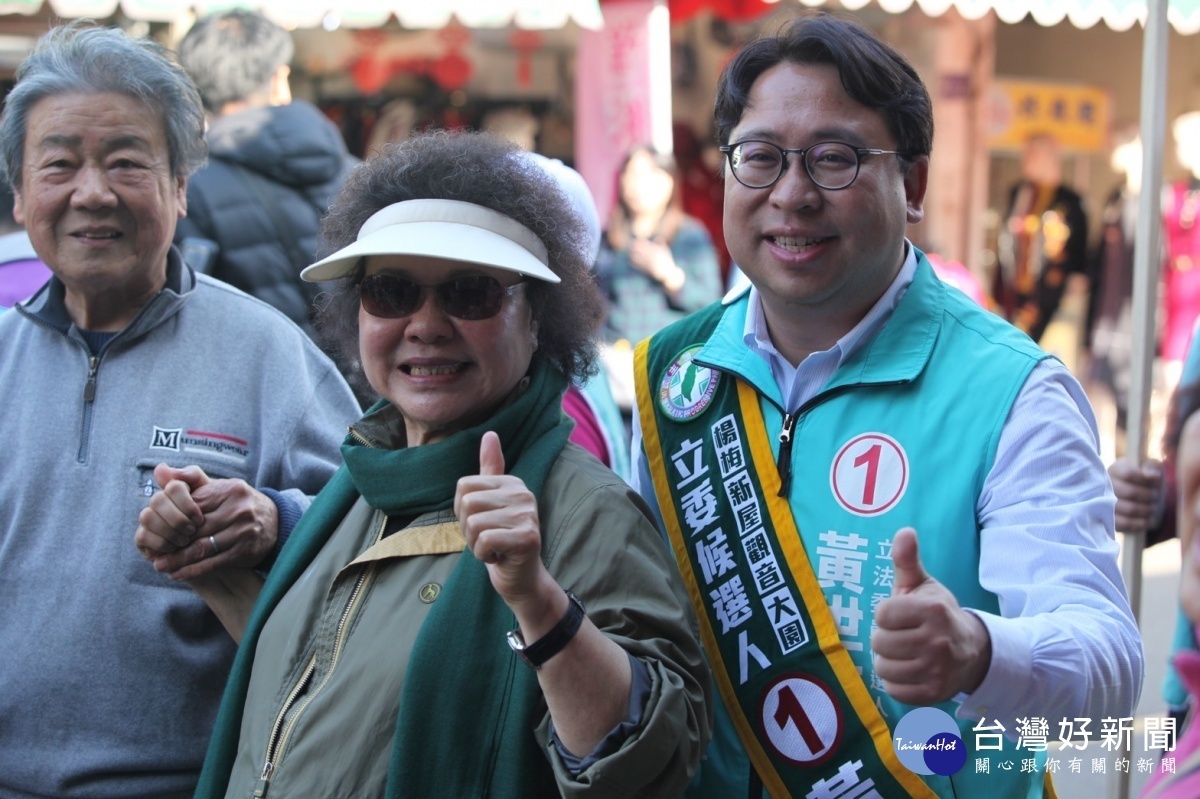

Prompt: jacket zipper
xmin=687 ymin=352 xmax=821 ymax=499
xmin=769 ymin=381 xmax=907 ymax=498
xmin=78 ymin=355 xmax=100 ymax=463
xmin=17 ymin=292 xmax=158 ymax=465
xmin=252 ymin=513 xmax=386 ymax=798
xmin=252 ymin=656 xmax=315 ymax=798
xmin=776 ymin=412 xmax=797 ymax=497
xmin=347 ymin=426 xmax=373 ymax=448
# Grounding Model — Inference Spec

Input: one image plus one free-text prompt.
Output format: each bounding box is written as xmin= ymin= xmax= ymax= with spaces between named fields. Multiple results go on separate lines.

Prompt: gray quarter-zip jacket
xmin=0 ymin=249 xmax=361 ymax=799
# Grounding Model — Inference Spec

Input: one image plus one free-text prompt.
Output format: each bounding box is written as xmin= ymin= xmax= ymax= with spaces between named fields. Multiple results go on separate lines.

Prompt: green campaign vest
xmin=636 ymin=258 xmax=1055 ymax=799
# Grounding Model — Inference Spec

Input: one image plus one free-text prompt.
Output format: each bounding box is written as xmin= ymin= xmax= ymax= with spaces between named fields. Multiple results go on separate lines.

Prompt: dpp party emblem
xmin=659 ymin=345 xmax=719 ymax=422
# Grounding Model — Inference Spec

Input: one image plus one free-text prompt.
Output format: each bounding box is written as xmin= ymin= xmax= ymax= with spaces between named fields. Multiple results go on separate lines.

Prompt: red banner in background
xmin=667 ymin=0 xmax=780 ymax=22
xmin=576 ymin=0 xmax=659 ymax=223
xmin=600 ymin=0 xmax=779 ymax=23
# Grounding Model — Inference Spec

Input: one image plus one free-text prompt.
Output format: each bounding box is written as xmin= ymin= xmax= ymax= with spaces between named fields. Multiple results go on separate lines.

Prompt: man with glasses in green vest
xmin=631 ymin=12 xmax=1142 ymax=798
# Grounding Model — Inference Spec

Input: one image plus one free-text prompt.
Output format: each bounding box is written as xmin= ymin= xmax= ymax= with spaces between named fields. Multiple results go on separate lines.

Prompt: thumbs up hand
xmin=870 ymin=528 xmax=992 ymax=706
xmin=890 ymin=525 xmax=932 ymax=594
xmin=455 ymin=431 xmax=549 ymax=604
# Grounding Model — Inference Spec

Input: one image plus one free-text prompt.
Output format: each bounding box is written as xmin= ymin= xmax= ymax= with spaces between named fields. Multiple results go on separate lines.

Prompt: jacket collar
xmin=19 ymin=245 xmax=195 ymax=340
xmin=699 ymin=251 xmax=944 ymax=406
xmin=825 ymin=252 xmax=943 ymax=390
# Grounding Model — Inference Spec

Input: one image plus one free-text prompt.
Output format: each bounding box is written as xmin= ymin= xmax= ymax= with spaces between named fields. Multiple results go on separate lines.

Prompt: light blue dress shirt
xmin=631 ymin=243 xmax=1144 ymax=729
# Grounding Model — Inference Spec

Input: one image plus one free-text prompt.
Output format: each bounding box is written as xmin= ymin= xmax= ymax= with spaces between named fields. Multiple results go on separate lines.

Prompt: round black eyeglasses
xmin=719 ymin=140 xmax=906 ymax=190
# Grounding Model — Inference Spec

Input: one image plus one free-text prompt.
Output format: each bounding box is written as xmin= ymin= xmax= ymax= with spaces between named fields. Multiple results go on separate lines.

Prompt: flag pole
xmin=1117 ymin=0 xmax=1167 ymax=795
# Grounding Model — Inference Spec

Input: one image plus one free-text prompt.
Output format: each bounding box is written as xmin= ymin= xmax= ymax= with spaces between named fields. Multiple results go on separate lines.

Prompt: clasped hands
xmin=871 ymin=527 xmax=993 ymax=706
xmin=134 ymin=463 xmax=278 ymax=581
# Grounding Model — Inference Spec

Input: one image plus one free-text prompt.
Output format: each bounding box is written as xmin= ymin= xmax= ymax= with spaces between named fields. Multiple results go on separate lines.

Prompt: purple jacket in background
xmin=0 ymin=231 xmax=50 ymax=307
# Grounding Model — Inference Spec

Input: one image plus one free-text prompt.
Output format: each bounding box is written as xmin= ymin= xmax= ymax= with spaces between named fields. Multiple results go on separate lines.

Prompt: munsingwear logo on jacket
xmin=149 ymin=425 xmax=250 ymax=463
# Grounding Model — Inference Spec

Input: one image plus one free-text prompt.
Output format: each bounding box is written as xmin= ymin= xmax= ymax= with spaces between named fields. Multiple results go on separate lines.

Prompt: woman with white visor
xmin=181 ymin=130 xmax=711 ymax=799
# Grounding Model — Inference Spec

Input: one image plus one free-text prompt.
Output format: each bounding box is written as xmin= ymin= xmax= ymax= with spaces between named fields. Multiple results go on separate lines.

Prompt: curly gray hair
xmin=316 ymin=130 xmax=603 ymax=388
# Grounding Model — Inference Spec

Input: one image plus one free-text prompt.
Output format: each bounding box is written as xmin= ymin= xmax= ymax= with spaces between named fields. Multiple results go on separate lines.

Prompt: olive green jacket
xmin=202 ymin=442 xmax=712 ymax=799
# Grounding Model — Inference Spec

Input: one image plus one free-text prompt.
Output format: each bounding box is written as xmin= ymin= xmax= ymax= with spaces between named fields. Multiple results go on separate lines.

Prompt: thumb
xmin=890 ymin=527 xmax=929 ymax=595
xmin=478 ymin=431 xmax=506 ymax=477
xmin=153 ymin=463 xmax=211 ymax=491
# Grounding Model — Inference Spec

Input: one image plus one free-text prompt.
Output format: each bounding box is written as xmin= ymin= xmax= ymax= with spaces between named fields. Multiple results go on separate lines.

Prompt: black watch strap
xmin=507 ymin=590 xmax=586 ymax=669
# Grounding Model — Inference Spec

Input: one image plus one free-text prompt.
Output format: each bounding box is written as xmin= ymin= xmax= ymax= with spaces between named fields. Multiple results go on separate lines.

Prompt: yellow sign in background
xmin=987 ymin=79 xmax=1112 ymax=154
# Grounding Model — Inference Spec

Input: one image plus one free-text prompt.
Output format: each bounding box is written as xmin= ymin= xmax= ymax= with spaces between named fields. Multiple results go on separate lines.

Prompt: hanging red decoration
xmin=509 ymin=30 xmax=543 ymax=88
xmin=345 ymin=17 xmax=475 ymax=95
xmin=428 ymin=21 xmax=474 ymax=91
xmin=351 ymin=55 xmax=390 ymax=95
xmin=431 ymin=52 xmax=473 ymax=90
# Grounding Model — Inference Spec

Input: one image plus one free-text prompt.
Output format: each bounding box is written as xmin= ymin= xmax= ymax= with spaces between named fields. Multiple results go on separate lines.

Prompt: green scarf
xmin=196 ymin=359 xmax=572 ymax=799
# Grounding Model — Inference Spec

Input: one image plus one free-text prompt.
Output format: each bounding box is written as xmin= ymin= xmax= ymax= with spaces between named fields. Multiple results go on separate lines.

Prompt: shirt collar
xmin=743 ymin=240 xmax=918 ymax=369
xmin=20 ymin=245 xmax=191 ymax=334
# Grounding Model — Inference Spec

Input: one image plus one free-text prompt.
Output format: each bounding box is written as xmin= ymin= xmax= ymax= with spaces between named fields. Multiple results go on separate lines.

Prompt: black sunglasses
xmin=357 ymin=273 xmax=524 ymax=320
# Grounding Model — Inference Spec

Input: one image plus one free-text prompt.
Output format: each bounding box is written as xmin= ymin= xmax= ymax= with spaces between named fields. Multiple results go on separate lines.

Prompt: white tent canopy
xmin=2 ymin=0 xmax=1197 ymax=34
xmin=826 ymin=0 xmax=1200 ymax=33
xmin=0 ymin=0 xmax=604 ymax=29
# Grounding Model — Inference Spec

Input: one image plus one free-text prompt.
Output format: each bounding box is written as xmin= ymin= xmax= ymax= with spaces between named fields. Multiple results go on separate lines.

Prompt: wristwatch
xmin=506 ymin=590 xmax=586 ymax=670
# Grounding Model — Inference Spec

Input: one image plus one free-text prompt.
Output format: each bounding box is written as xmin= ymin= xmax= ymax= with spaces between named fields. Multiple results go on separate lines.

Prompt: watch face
xmin=505 ymin=591 xmax=586 ymax=670
xmin=506 ymin=629 xmax=538 ymax=670
xmin=506 ymin=629 xmax=528 ymax=652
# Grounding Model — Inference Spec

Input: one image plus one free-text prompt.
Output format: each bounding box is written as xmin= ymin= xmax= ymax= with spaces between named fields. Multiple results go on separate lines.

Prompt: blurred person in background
xmin=995 ymin=131 xmax=1089 ymax=344
xmin=597 ymin=145 xmax=722 ymax=415
xmin=1086 ymin=125 xmax=1142 ymax=452
xmin=673 ymin=120 xmax=730 ymax=281
xmin=0 ymin=22 xmax=358 ymax=799
xmin=1162 ymin=111 xmax=1200 ymax=384
xmin=0 ymin=177 xmax=50 ymax=308
xmin=482 ymin=104 xmax=541 ymax=154
xmin=174 ymin=8 xmax=357 ymax=340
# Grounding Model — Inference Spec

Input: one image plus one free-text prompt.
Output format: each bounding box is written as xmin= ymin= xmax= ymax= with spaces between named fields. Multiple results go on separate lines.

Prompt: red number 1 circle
xmin=830 ymin=433 xmax=908 ymax=517
xmin=758 ymin=673 xmax=843 ymax=766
